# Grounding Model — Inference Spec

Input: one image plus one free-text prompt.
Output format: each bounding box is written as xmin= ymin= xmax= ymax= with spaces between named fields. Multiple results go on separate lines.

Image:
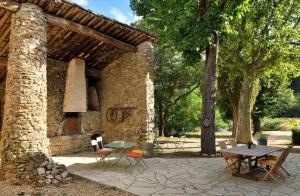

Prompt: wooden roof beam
xmin=0 ymin=1 xmax=137 ymax=52
xmin=0 ymin=57 xmax=101 ymax=79
xmin=0 ymin=0 xmax=19 ymax=12
xmin=46 ymin=15 xmax=137 ymax=52
xmin=0 ymin=57 xmax=7 ymax=67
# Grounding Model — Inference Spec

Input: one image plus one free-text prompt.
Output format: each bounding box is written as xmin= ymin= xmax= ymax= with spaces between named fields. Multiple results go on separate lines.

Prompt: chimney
xmin=63 ymin=58 xmax=87 ymax=112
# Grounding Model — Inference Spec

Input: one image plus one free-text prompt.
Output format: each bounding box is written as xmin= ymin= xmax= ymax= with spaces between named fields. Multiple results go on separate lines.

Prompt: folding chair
xmin=259 ymin=145 xmax=293 ymax=182
xmin=91 ymin=137 xmax=113 ymax=166
xmin=219 ymin=141 xmax=239 ymax=171
xmin=263 ymin=153 xmax=292 ymax=176
xmin=125 ymin=143 xmax=149 ymax=172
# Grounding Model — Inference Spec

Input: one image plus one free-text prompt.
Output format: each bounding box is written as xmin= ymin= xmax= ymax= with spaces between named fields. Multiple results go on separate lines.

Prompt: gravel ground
xmin=0 ymin=175 xmax=135 ymax=196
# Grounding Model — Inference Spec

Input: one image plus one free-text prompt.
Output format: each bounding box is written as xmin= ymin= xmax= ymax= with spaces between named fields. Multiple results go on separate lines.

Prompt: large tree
xmin=153 ymin=46 xmax=202 ymax=137
xmin=132 ymin=20 xmax=203 ymax=137
xmin=219 ymin=0 xmax=300 ymax=143
xmin=130 ymin=0 xmax=249 ymax=155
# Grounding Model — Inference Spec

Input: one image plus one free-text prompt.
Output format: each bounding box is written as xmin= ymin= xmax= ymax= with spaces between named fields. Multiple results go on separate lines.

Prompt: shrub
xmin=292 ymin=128 xmax=300 ymax=145
xmin=261 ymin=118 xmax=283 ymax=131
xmin=282 ymin=105 xmax=300 ymax=118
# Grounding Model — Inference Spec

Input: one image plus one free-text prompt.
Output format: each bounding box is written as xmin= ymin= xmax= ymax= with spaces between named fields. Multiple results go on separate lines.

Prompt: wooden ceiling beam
xmin=0 ymin=0 xmax=20 ymax=12
xmin=0 ymin=1 xmax=137 ymax=52
xmin=46 ymin=15 xmax=137 ymax=52
xmin=0 ymin=57 xmax=7 ymax=67
xmin=0 ymin=56 xmax=100 ymax=79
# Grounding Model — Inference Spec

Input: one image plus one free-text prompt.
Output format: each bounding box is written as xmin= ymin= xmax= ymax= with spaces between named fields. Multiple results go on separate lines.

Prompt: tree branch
xmin=162 ymin=82 xmax=201 ymax=123
xmin=168 ymin=83 xmax=201 ymax=109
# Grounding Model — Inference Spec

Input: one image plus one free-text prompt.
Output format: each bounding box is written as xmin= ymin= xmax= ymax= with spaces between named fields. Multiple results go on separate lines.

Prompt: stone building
xmin=0 ymin=0 xmax=155 ymax=178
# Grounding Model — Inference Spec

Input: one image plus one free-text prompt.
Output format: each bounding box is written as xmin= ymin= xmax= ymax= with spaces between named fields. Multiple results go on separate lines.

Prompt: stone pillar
xmin=136 ymin=42 xmax=155 ymax=141
xmin=0 ymin=3 xmax=48 ymax=179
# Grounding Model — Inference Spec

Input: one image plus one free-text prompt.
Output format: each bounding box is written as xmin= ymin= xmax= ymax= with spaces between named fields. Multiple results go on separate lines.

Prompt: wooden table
xmin=105 ymin=141 xmax=136 ymax=167
xmin=221 ymin=145 xmax=282 ymax=180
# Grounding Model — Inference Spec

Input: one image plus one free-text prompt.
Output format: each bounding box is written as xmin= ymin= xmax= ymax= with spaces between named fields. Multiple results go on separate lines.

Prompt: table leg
xmin=233 ymin=155 xmax=242 ymax=176
xmin=248 ymin=157 xmax=253 ymax=175
xmin=232 ymin=156 xmax=259 ymax=180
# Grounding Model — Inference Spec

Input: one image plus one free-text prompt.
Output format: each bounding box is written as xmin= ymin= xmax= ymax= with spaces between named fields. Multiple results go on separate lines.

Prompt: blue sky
xmin=68 ymin=0 xmax=138 ymax=24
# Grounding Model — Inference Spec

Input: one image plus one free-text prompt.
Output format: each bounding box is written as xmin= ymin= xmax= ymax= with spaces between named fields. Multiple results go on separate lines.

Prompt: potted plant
xmin=256 ymin=133 xmax=268 ymax=145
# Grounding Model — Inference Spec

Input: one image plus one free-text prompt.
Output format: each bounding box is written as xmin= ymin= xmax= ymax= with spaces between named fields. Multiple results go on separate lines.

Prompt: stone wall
xmin=47 ymin=59 xmax=67 ymax=137
xmin=0 ymin=81 xmax=5 ymax=134
xmin=49 ymin=135 xmax=91 ymax=155
xmin=99 ymin=41 xmax=155 ymax=143
xmin=0 ymin=57 xmax=102 ymax=156
xmin=0 ymin=40 xmax=153 ymax=159
xmin=47 ymin=59 xmax=102 ymax=155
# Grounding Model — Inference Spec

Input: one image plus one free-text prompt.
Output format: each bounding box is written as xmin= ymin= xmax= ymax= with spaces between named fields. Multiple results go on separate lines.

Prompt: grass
xmin=261 ymin=118 xmax=300 ymax=131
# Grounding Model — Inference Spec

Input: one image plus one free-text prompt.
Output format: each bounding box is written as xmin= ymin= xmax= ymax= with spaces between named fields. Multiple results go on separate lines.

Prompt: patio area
xmin=53 ymin=151 xmax=300 ymax=196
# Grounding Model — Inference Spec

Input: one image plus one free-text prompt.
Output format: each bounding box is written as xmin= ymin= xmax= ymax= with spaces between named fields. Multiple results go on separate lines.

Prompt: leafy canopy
xmin=130 ymin=0 xmax=250 ymax=62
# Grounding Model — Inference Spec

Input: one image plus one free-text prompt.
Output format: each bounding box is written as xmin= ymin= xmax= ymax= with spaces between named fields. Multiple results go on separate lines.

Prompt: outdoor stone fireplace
xmin=62 ymin=113 xmax=81 ymax=136
xmin=0 ymin=0 xmax=155 ymax=179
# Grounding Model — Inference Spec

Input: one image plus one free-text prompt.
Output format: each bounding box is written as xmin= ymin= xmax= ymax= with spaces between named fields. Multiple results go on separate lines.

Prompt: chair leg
xmin=96 ymin=154 xmax=111 ymax=166
xmin=141 ymin=159 xmax=148 ymax=168
xmin=275 ymin=170 xmax=285 ymax=179
xmin=262 ymin=167 xmax=280 ymax=183
xmin=126 ymin=158 xmax=144 ymax=173
xmin=280 ymin=166 xmax=291 ymax=176
xmin=223 ymin=159 xmax=238 ymax=171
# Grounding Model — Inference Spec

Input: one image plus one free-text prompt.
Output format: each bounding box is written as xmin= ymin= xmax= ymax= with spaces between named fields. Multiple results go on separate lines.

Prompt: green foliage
xmin=261 ymin=118 xmax=283 ymax=131
xmin=292 ymin=128 xmax=300 ymax=145
xmin=215 ymin=109 xmax=231 ymax=130
xmin=161 ymin=89 xmax=230 ymax=136
xmin=218 ymin=0 xmax=300 ymax=136
xmin=131 ymin=0 xmax=250 ymax=63
xmin=220 ymin=0 xmax=300 ymax=73
xmin=164 ymin=90 xmax=201 ymax=136
xmin=133 ymin=17 xmax=203 ymax=137
xmin=290 ymin=76 xmax=300 ymax=93
xmin=252 ymin=72 xmax=295 ymax=119
xmin=282 ymin=94 xmax=300 ymax=117
xmin=261 ymin=118 xmax=300 ymax=131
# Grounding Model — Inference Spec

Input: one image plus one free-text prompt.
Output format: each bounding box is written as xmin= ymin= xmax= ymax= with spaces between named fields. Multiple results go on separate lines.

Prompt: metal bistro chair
xmin=91 ymin=136 xmax=113 ymax=166
xmin=125 ymin=142 xmax=150 ymax=172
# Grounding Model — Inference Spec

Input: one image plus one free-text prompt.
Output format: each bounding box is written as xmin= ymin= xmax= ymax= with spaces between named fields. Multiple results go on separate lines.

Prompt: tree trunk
xmin=231 ymin=104 xmax=239 ymax=138
xmin=236 ymin=71 xmax=260 ymax=143
xmin=252 ymin=116 xmax=261 ymax=134
xmin=158 ymin=99 xmax=165 ymax=137
xmin=201 ymin=35 xmax=218 ymax=155
xmin=229 ymin=77 xmax=242 ymax=138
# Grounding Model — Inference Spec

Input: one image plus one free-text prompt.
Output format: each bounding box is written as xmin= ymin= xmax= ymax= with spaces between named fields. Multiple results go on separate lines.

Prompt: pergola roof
xmin=0 ymin=0 xmax=154 ymax=69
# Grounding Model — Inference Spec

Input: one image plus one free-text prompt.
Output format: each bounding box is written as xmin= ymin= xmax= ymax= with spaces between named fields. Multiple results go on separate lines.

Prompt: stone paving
xmin=53 ymin=152 xmax=300 ymax=196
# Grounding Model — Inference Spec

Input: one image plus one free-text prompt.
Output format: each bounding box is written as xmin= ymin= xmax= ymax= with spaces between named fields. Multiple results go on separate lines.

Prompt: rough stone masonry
xmin=0 ymin=2 xmax=155 ymax=180
xmin=0 ymin=3 xmax=49 ymax=179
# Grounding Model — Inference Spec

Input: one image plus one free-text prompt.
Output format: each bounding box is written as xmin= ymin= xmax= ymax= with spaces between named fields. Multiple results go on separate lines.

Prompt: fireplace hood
xmin=63 ymin=58 xmax=87 ymax=113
